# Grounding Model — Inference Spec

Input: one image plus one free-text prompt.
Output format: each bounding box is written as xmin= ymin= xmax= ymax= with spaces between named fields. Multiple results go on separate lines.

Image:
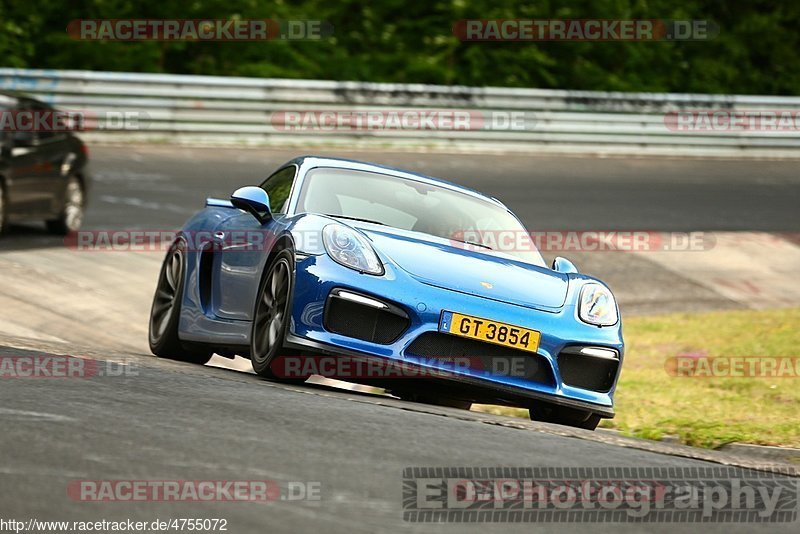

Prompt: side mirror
xmin=552 ymin=256 xmax=578 ymax=274
xmin=230 ymin=186 xmax=272 ymax=222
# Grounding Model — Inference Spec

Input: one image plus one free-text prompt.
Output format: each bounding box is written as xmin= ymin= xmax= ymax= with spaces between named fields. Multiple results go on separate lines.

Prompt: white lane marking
xmin=0 ymin=408 xmax=75 ymax=422
xmin=93 ymin=170 xmax=168 ymax=183
xmin=0 ymin=466 xmax=87 ymax=476
xmin=99 ymin=195 xmax=194 ymax=214
xmin=0 ymin=319 xmax=67 ymax=343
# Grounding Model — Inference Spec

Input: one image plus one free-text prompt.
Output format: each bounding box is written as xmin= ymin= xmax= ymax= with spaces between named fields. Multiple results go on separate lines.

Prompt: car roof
xmin=287 ymin=155 xmax=507 ymax=208
xmin=0 ymin=91 xmax=51 ymax=109
xmin=0 ymin=92 xmax=18 ymax=107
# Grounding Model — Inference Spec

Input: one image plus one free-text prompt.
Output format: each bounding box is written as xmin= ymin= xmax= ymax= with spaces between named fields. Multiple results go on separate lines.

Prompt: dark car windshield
xmin=296 ymin=167 xmax=544 ymax=265
xmin=0 ymin=96 xmax=13 ymax=143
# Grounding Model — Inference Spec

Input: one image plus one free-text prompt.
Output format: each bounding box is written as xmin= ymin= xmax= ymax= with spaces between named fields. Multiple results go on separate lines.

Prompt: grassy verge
xmin=473 ymin=307 xmax=800 ymax=449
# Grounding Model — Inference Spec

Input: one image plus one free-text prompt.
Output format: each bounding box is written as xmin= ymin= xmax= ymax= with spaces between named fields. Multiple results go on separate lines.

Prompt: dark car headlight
xmin=578 ymin=283 xmax=619 ymax=326
xmin=322 ymin=223 xmax=384 ymax=275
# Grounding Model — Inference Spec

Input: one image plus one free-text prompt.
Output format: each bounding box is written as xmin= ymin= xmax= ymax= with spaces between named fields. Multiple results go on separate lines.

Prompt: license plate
xmin=439 ymin=311 xmax=541 ymax=353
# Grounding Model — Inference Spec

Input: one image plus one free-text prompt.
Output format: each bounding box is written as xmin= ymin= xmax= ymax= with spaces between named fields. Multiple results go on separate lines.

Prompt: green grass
xmin=473 ymin=308 xmax=800 ymax=449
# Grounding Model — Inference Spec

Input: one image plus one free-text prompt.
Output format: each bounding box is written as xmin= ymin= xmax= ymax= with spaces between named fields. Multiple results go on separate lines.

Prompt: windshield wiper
xmin=325 ymin=214 xmax=387 ymax=226
xmin=450 ymin=237 xmax=493 ymax=250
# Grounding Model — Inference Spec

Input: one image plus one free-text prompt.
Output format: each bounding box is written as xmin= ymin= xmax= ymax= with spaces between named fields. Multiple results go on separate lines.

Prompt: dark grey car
xmin=0 ymin=92 xmax=90 ymax=235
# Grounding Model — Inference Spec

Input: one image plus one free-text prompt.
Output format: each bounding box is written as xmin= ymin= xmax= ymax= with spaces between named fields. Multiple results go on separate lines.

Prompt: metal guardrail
xmin=1 ymin=68 xmax=799 ymax=156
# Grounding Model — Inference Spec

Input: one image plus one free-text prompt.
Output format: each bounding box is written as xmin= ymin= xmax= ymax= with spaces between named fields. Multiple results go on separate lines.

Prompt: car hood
xmin=361 ymin=227 xmax=569 ymax=311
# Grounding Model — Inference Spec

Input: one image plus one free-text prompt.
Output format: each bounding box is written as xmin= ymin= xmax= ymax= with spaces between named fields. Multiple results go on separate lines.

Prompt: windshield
xmin=297 ymin=167 xmax=543 ymax=264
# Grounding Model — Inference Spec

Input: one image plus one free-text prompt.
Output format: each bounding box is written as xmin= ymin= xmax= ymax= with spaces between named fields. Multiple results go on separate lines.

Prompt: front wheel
xmin=46 ymin=175 xmax=85 ymax=235
xmin=529 ymin=403 xmax=601 ymax=430
xmin=148 ymin=240 xmax=212 ymax=364
xmin=250 ymin=249 xmax=295 ymax=379
xmin=0 ymin=179 xmax=7 ymax=235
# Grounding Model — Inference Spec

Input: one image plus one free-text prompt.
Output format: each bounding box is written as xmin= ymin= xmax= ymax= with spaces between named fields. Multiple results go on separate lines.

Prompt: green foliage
xmin=0 ymin=0 xmax=797 ymax=94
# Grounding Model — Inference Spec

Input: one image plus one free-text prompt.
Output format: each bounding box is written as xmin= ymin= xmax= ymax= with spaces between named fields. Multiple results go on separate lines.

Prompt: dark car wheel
xmin=529 ymin=403 xmax=601 ymax=430
xmin=250 ymin=249 xmax=295 ymax=379
xmin=148 ymin=240 xmax=212 ymax=364
xmin=46 ymin=175 xmax=85 ymax=235
xmin=0 ymin=179 xmax=7 ymax=235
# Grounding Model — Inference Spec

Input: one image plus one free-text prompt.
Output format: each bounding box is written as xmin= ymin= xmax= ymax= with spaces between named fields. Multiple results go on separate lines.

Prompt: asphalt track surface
xmin=1 ymin=146 xmax=799 ymax=533
xmin=82 ymin=147 xmax=800 ymax=232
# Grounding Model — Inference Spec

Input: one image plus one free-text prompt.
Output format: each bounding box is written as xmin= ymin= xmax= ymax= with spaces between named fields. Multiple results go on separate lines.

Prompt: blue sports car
xmin=148 ymin=156 xmax=623 ymax=430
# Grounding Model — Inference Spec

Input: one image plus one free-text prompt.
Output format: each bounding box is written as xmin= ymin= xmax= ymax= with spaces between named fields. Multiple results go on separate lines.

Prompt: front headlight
xmin=579 ymin=283 xmax=619 ymax=326
xmin=322 ymin=224 xmax=384 ymax=275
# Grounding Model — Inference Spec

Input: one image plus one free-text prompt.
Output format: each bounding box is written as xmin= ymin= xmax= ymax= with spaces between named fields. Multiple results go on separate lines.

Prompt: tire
xmin=394 ymin=391 xmax=472 ymax=410
xmin=250 ymin=249 xmax=295 ymax=379
xmin=0 ymin=179 xmax=7 ymax=235
xmin=529 ymin=403 xmax=601 ymax=430
xmin=148 ymin=240 xmax=212 ymax=364
xmin=46 ymin=175 xmax=85 ymax=235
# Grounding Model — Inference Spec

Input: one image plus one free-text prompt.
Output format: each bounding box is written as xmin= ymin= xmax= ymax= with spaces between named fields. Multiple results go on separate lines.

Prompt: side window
xmin=34 ymin=106 xmax=54 ymax=141
xmin=259 ymin=166 xmax=296 ymax=214
xmin=11 ymin=103 xmax=36 ymax=147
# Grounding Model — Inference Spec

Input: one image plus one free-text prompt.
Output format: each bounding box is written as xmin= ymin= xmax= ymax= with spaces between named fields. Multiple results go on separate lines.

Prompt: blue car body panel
xmin=173 ymin=156 xmax=624 ymax=417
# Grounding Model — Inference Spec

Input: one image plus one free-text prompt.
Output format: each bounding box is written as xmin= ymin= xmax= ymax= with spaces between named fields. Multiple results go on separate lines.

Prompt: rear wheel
xmin=529 ymin=403 xmax=601 ymax=430
xmin=46 ymin=175 xmax=85 ymax=235
xmin=250 ymin=249 xmax=295 ymax=379
xmin=148 ymin=240 xmax=212 ymax=364
xmin=0 ymin=179 xmax=7 ymax=235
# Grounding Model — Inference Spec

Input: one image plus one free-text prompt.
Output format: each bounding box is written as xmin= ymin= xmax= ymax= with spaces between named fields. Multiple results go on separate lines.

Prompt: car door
xmin=4 ymin=100 xmax=51 ymax=217
xmin=213 ymin=165 xmax=298 ymax=321
xmin=30 ymin=102 xmax=74 ymax=217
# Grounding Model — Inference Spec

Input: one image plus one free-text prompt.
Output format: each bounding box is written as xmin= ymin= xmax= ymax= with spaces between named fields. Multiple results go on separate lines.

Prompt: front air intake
xmin=557 ymin=347 xmax=619 ymax=392
xmin=323 ymin=289 xmax=409 ymax=344
xmin=405 ymin=332 xmax=554 ymax=385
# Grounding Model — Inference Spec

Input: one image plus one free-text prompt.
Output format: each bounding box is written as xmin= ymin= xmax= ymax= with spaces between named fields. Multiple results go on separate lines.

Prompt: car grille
xmin=324 ymin=294 xmax=409 ymax=344
xmin=557 ymin=350 xmax=618 ymax=392
xmin=405 ymin=332 xmax=554 ymax=385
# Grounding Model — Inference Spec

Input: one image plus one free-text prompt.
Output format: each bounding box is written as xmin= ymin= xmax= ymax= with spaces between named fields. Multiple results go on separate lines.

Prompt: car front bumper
xmin=287 ymin=254 xmax=624 ymax=417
